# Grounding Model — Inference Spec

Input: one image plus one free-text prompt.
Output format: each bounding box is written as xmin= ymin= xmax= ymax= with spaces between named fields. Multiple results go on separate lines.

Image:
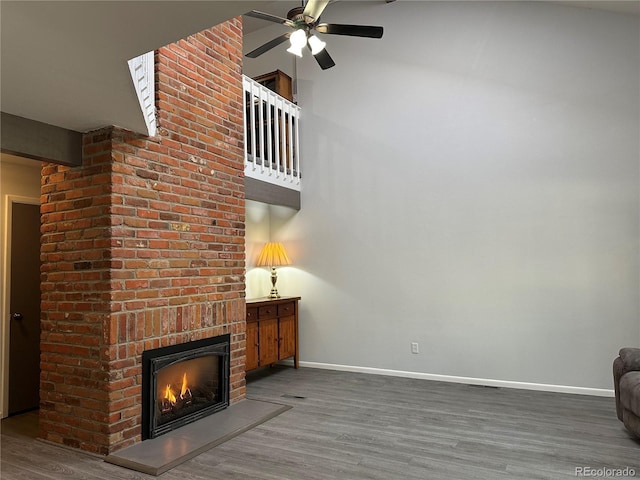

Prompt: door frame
xmin=1 ymin=195 xmax=40 ymax=418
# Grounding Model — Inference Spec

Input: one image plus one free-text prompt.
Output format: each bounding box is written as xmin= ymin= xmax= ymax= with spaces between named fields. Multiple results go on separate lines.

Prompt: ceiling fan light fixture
xmin=287 ymin=28 xmax=307 ymax=57
xmin=308 ymin=35 xmax=326 ymax=55
xmin=245 ymin=0 xmax=384 ymax=70
xmin=286 ymin=44 xmax=304 ymax=57
xmin=289 ymin=29 xmax=308 ymax=48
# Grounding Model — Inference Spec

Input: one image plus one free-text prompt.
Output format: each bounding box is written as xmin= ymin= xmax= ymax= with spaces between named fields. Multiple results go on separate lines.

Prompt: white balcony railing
xmin=243 ymin=75 xmax=301 ymax=191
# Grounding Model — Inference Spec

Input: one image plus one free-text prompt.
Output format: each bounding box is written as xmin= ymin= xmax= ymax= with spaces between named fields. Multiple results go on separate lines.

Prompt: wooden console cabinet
xmin=246 ymin=296 xmax=300 ymax=371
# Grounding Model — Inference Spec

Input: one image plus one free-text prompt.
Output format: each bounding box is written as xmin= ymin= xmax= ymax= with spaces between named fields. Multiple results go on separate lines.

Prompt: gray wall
xmin=244 ymin=1 xmax=640 ymax=391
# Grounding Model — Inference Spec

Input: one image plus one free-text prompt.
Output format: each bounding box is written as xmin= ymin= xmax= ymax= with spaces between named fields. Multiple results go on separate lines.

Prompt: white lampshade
xmin=289 ymin=29 xmax=308 ymax=48
xmin=287 ymin=29 xmax=307 ymax=57
xmin=286 ymin=45 xmax=304 ymax=57
xmin=308 ymin=35 xmax=326 ymax=55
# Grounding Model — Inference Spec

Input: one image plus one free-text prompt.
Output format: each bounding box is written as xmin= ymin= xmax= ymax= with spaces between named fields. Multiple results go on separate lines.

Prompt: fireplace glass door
xmin=142 ymin=335 xmax=230 ymax=439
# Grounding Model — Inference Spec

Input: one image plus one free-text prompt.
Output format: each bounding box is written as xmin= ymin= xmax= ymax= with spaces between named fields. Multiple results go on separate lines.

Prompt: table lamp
xmin=256 ymin=242 xmax=291 ymax=298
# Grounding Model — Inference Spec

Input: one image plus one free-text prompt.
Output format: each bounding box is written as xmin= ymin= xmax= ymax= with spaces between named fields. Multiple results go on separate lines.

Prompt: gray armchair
xmin=613 ymin=347 xmax=640 ymax=437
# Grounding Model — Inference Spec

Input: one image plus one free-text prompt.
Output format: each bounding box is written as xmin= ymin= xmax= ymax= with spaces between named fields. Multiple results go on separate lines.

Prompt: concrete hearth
xmin=105 ymin=399 xmax=290 ymax=476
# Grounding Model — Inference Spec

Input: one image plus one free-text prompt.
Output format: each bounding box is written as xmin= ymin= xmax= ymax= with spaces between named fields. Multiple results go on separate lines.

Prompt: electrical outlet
xmin=411 ymin=342 xmax=419 ymax=354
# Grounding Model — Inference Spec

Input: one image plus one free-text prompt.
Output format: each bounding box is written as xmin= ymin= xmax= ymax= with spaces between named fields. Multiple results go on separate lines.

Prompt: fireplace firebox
xmin=142 ymin=335 xmax=230 ymax=439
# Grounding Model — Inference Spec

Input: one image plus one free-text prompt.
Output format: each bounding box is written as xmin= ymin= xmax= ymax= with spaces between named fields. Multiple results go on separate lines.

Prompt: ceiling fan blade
xmin=315 ymin=23 xmax=384 ymax=38
xmin=310 ymin=46 xmax=336 ymax=70
xmin=245 ymin=10 xmax=295 ymax=28
xmin=245 ymin=33 xmax=291 ymax=58
xmin=303 ymin=0 xmax=330 ymax=22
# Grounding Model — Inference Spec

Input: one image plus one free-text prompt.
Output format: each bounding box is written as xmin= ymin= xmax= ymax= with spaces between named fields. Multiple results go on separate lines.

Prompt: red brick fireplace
xmin=39 ymin=19 xmax=246 ymax=455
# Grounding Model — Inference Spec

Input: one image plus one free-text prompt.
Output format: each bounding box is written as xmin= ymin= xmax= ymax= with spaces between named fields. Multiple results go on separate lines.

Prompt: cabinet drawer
xmin=258 ymin=305 xmax=277 ymax=319
xmin=246 ymin=307 xmax=258 ymax=322
xmin=278 ymin=302 xmax=295 ymax=316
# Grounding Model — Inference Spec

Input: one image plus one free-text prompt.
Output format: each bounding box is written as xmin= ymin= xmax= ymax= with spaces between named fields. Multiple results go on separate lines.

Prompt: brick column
xmin=40 ymin=18 xmax=246 ymax=455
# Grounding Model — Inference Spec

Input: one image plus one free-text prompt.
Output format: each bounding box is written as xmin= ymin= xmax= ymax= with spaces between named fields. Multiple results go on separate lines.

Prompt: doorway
xmin=7 ymin=201 xmax=41 ymax=415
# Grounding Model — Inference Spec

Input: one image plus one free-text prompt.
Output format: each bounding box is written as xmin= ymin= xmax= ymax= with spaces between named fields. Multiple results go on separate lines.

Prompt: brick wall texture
xmin=39 ymin=19 xmax=246 ymax=455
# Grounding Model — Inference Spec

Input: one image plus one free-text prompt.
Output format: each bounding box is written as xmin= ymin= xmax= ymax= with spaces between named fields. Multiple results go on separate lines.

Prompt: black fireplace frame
xmin=141 ymin=334 xmax=230 ymax=440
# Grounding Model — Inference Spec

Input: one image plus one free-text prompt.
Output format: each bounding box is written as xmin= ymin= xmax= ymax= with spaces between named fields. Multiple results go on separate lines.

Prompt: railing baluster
xmin=249 ymin=81 xmax=257 ymax=170
xmin=287 ymin=105 xmax=294 ymax=184
xmin=266 ymin=91 xmax=273 ymax=175
xmin=274 ymin=98 xmax=280 ymax=177
xmin=258 ymin=84 xmax=265 ymax=173
xmin=280 ymin=100 xmax=286 ymax=179
xmin=294 ymin=109 xmax=300 ymax=183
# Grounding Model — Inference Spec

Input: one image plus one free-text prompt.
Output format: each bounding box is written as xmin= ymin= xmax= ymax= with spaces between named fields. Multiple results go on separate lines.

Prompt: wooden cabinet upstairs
xmin=254 ymin=70 xmax=293 ymax=102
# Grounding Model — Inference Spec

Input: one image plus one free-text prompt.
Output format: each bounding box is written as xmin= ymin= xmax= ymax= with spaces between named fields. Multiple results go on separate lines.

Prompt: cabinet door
xmin=278 ymin=315 xmax=296 ymax=360
xmin=246 ymin=321 xmax=259 ymax=371
xmin=259 ymin=318 xmax=279 ymax=366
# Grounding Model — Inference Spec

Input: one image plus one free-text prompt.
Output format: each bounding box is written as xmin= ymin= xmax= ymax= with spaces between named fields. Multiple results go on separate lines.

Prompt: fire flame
xmin=164 ymin=384 xmax=176 ymax=404
xmin=180 ymin=372 xmax=188 ymax=397
xmin=163 ymin=372 xmax=191 ymax=406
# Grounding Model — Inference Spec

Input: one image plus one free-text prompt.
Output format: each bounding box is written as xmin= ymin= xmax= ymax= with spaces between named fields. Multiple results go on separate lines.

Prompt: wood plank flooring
xmin=2 ymin=366 xmax=639 ymax=479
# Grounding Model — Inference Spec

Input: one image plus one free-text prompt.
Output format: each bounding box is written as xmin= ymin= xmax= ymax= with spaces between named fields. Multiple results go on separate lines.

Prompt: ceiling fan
xmin=245 ymin=0 xmax=384 ymax=70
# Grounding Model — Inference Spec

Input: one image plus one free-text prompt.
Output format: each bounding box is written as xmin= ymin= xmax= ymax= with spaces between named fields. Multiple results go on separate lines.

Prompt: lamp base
xmin=269 ymin=267 xmax=281 ymax=298
xmin=268 ymin=289 xmax=281 ymax=299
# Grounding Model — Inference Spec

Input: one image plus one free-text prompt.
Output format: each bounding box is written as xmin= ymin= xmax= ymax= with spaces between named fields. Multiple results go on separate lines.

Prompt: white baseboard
xmin=298 ymin=361 xmax=614 ymax=397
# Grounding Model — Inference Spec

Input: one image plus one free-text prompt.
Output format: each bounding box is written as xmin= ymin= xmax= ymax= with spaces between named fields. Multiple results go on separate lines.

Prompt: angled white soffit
xmin=0 ymin=1 xmax=276 ymax=135
xmin=128 ymin=52 xmax=156 ymax=137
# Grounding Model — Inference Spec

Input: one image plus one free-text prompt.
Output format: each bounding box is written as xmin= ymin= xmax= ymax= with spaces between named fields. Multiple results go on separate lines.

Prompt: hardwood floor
xmin=2 ymin=366 xmax=639 ymax=479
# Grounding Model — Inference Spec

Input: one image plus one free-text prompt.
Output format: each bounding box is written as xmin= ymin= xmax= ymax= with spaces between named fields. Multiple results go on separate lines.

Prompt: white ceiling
xmin=243 ymin=1 xmax=308 ymax=34
xmin=242 ymin=0 xmax=640 ymax=34
xmin=0 ymin=1 xmax=277 ymax=134
xmin=1 ymin=1 xmax=637 ymax=137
